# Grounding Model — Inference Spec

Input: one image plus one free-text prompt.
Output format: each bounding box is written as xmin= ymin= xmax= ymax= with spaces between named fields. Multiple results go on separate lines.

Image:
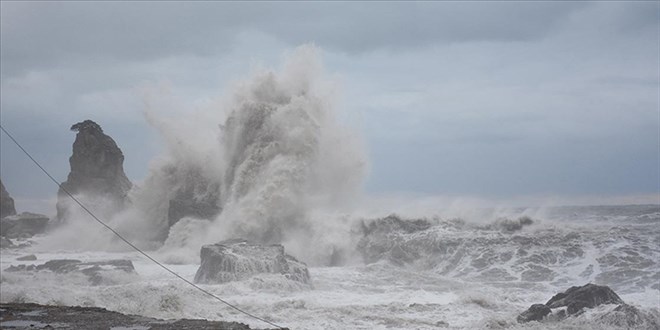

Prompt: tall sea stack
xmin=1 ymin=179 xmax=17 ymax=218
xmin=56 ymin=120 xmax=132 ymax=221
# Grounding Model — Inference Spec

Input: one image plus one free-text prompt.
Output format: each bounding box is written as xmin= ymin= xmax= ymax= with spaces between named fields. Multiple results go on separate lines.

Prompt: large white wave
xmin=61 ymin=45 xmax=368 ymax=265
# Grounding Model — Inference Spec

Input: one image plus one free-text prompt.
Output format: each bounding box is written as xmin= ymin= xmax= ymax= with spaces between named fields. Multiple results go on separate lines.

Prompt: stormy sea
xmin=1 ymin=47 xmax=658 ymax=329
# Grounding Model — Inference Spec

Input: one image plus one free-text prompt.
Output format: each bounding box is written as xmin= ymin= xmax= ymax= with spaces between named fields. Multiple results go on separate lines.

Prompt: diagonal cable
xmin=0 ymin=124 xmax=285 ymax=330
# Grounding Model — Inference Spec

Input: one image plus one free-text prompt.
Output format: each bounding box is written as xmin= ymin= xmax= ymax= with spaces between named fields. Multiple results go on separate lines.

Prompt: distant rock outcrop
xmin=1 ymin=179 xmax=17 ymax=218
xmin=357 ymin=214 xmax=433 ymax=266
xmin=0 ymin=303 xmax=263 ymax=330
xmin=545 ymin=283 xmax=624 ymax=314
xmin=56 ymin=120 xmax=132 ymax=221
xmin=194 ymin=239 xmax=311 ymax=284
xmin=0 ymin=212 xmax=49 ymax=238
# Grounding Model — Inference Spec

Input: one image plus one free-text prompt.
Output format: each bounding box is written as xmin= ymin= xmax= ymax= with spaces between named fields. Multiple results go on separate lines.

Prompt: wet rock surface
xmin=56 ymin=120 xmax=132 ymax=221
xmin=0 ymin=212 xmax=49 ymax=238
xmin=6 ymin=259 xmax=137 ymax=285
xmin=0 ymin=303 xmax=274 ymax=329
xmin=1 ymin=179 xmax=17 ymax=218
xmin=194 ymin=238 xmax=311 ymax=284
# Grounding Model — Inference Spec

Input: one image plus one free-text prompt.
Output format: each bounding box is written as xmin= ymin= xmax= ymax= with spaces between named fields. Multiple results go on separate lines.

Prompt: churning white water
xmin=2 ymin=205 xmax=659 ymax=329
xmin=1 ymin=46 xmax=659 ymax=329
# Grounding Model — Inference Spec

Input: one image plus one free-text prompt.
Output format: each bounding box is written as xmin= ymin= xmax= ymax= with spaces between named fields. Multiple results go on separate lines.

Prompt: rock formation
xmin=194 ymin=238 xmax=311 ymax=284
xmin=1 ymin=179 xmax=17 ymax=218
xmin=0 ymin=212 xmax=49 ymax=238
xmin=56 ymin=120 xmax=132 ymax=221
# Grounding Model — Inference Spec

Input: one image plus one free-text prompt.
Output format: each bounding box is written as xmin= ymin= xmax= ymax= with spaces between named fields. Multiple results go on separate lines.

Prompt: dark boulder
xmin=56 ymin=120 xmax=132 ymax=221
xmin=545 ymin=283 xmax=624 ymax=314
xmin=1 ymin=179 xmax=17 ymax=218
xmin=194 ymin=239 xmax=310 ymax=284
xmin=0 ymin=212 xmax=49 ymax=238
xmin=517 ymin=283 xmax=626 ymax=324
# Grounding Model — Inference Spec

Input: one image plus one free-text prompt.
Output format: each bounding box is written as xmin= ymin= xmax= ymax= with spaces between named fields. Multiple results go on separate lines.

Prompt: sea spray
xmin=132 ymin=45 xmax=367 ymax=265
xmin=40 ymin=46 xmax=367 ymax=264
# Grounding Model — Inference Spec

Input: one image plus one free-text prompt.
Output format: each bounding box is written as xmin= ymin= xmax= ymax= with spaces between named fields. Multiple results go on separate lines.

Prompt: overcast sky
xmin=1 ymin=1 xmax=658 ymax=212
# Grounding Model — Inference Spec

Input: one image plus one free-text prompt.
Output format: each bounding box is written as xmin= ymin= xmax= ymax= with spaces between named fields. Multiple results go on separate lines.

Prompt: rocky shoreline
xmin=0 ymin=303 xmax=283 ymax=330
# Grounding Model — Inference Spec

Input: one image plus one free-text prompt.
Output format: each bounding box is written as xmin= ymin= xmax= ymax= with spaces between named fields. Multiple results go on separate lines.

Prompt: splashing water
xmin=12 ymin=46 xmax=658 ymax=329
xmin=99 ymin=45 xmax=368 ymax=265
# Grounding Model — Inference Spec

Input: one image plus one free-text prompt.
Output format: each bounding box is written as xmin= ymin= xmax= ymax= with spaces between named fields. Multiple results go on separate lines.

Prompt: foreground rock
xmin=56 ymin=120 xmax=132 ymax=222
xmin=194 ymin=239 xmax=311 ymax=284
xmin=0 ymin=212 xmax=49 ymax=238
xmin=517 ymin=283 xmax=659 ymax=328
xmin=6 ymin=259 xmax=136 ymax=285
xmin=0 ymin=303 xmax=276 ymax=329
xmin=1 ymin=179 xmax=17 ymax=218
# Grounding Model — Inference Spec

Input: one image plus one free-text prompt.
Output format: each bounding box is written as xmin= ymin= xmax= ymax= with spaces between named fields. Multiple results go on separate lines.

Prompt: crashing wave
xmin=104 ymin=45 xmax=368 ymax=265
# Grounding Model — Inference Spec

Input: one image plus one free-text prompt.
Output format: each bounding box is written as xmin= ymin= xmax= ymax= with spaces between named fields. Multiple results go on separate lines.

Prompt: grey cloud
xmin=1 ymin=1 xmax=657 ymax=201
xmin=2 ymin=2 xmax=587 ymax=77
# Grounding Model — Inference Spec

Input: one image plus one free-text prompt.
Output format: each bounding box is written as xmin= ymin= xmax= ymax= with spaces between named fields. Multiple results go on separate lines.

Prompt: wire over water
xmin=0 ymin=124 xmax=286 ymax=330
